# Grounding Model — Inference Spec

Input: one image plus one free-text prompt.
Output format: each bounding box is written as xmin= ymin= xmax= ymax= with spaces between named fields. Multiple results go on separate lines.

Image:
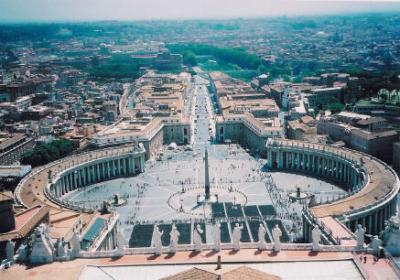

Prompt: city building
xmin=0 ymin=191 xmax=49 ymax=260
xmin=216 ymin=113 xmax=284 ymax=156
xmin=393 ymin=142 xmax=400 ymax=174
xmin=0 ymin=134 xmax=35 ymax=165
xmin=304 ymin=87 xmax=342 ymax=108
xmin=317 ymin=114 xmax=398 ymax=162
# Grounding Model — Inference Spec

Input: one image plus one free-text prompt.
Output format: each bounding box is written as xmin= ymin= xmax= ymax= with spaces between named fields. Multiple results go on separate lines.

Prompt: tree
xmin=21 ymin=139 xmax=78 ymax=167
xmin=88 ymin=54 xmax=143 ymax=79
xmin=182 ymin=51 xmax=198 ymax=66
xmin=167 ymin=44 xmax=261 ymax=70
xmin=328 ymin=102 xmax=345 ymax=113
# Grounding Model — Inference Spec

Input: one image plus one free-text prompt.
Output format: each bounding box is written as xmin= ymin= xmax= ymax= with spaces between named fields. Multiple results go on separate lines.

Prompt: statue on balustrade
xmin=152 ymin=224 xmax=163 ymax=256
xmin=43 ymin=223 xmax=55 ymax=252
xmin=5 ymin=239 xmax=15 ymax=263
xmin=56 ymin=238 xmax=67 ymax=260
xmin=116 ymin=231 xmax=126 ymax=255
xmin=193 ymin=224 xmax=203 ymax=252
xmin=69 ymin=231 xmax=81 ymax=259
xmin=16 ymin=243 xmax=28 ymax=263
xmin=48 ymin=170 xmax=53 ymax=183
xmin=355 ymin=224 xmax=365 ymax=249
xmin=169 ymin=223 xmax=180 ymax=254
xmin=29 ymin=224 xmax=55 ymax=264
xmin=272 ymin=224 xmax=282 ymax=252
xmin=312 ymin=225 xmax=321 ymax=251
xmin=232 ymin=223 xmax=243 ymax=251
xmin=212 ymin=222 xmax=221 ymax=252
xmin=99 ymin=200 xmax=111 ymax=214
xmin=380 ymin=214 xmax=400 ymax=256
xmin=258 ymin=223 xmax=267 ymax=251
xmin=368 ymin=235 xmax=383 ymax=256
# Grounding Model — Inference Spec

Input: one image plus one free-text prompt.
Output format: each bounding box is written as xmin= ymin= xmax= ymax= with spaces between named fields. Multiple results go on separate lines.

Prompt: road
xmin=190 ymin=75 xmax=215 ymax=150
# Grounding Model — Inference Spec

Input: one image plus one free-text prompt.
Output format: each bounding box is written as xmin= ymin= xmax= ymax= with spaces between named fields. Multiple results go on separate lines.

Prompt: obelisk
xmin=204 ymin=148 xmax=210 ymax=199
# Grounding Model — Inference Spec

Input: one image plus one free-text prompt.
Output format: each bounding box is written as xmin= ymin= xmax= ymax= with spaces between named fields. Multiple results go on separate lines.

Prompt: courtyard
xmin=63 ymin=77 xmax=346 ymax=246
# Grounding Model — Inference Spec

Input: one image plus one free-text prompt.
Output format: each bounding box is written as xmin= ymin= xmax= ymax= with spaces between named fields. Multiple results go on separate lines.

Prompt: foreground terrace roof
xmin=2 ymin=249 xmax=396 ymax=280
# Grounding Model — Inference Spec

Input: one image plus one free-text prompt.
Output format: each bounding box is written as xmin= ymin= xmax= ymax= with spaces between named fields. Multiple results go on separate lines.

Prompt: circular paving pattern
xmin=167 ymin=186 xmax=247 ymax=216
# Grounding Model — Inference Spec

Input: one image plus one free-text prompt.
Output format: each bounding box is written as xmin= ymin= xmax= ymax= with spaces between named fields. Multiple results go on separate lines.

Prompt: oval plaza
xmin=7 ymin=73 xmax=400 ymax=280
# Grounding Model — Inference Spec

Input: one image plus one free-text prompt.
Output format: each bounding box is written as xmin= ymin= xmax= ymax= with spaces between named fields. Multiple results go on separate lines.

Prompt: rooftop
xmin=269 ymin=139 xmax=399 ymax=219
xmin=0 ymin=133 xmax=26 ymax=152
xmin=0 ymin=205 xmax=49 ymax=242
xmin=0 ymin=190 xmax=13 ymax=202
xmin=161 ymin=266 xmax=281 ymax=280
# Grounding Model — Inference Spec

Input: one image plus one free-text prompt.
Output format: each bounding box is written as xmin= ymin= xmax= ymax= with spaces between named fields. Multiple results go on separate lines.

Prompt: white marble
xmin=151 ymin=224 xmax=163 ymax=255
xmin=232 ymin=223 xmax=243 ymax=251
xmin=272 ymin=224 xmax=282 ymax=252
xmin=311 ymin=225 xmax=321 ymax=251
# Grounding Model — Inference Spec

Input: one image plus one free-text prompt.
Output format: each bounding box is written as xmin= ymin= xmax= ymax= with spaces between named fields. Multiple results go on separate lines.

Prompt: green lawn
xmin=198 ymin=58 xmax=257 ymax=82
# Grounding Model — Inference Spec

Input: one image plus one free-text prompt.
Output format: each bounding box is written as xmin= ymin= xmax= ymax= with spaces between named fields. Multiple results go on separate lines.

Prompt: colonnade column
xmin=140 ymin=155 xmax=145 ymax=172
xmin=97 ymin=164 xmax=101 ymax=181
xmin=104 ymin=162 xmax=107 ymax=179
xmin=116 ymin=159 xmax=120 ymax=176
xmin=373 ymin=212 xmax=378 ymax=234
xmin=291 ymin=152 xmax=294 ymax=168
xmin=113 ymin=160 xmax=117 ymax=177
xmin=121 ymin=159 xmax=126 ymax=175
xmin=278 ymin=151 xmax=283 ymax=168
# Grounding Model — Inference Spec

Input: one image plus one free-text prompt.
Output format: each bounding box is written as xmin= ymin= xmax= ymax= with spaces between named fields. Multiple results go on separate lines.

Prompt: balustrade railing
xmin=267 ymin=139 xmax=399 ymax=220
xmin=15 ymin=144 xmax=144 ymax=209
xmin=77 ymin=241 xmax=357 ymax=259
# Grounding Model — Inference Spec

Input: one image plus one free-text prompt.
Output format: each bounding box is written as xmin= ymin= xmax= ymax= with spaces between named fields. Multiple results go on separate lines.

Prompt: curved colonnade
xmin=266 ymin=139 xmax=399 ymax=236
xmin=14 ymin=138 xmax=399 ymax=247
xmin=15 ymin=144 xmax=146 ymax=213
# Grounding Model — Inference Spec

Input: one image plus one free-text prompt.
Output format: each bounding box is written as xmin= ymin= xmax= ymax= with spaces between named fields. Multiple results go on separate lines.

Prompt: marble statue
xmin=355 ymin=224 xmax=365 ymax=248
xmin=368 ymin=235 xmax=383 ymax=254
xmin=116 ymin=231 xmax=126 ymax=252
xmin=69 ymin=231 xmax=80 ymax=259
xmin=212 ymin=222 xmax=221 ymax=252
xmin=381 ymin=215 xmax=400 ymax=256
xmin=193 ymin=224 xmax=203 ymax=252
xmin=47 ymin=170 xmax=53 ymax=183
xmin=5 ymin=240 xmax=15 ymax=262
xmin=56 ymin=238 xmax=67 ymax=259
xmin=272 ymin=224 xmax=282 ymax=252
xmin=312 ymin=225 xmax=321 ymax=251
xmin=100 ymin=200 xmax=111 ymax=215
xmin=29 ymin=224 xmax=54 ymax=264
xmin=258 ymin=223 xmax=267 ymax=251
xmin=169 ymin=223 xmax=180 ymax=254
xmin=232 ymin=223 xmax=243 ymax=251
xmin=152 ymin=224 xmax=163 ymax=255
xmin=43 ymin=224 xmax=55 ymax=252
xmin=16 ymin=243 xmax=28 ymax=263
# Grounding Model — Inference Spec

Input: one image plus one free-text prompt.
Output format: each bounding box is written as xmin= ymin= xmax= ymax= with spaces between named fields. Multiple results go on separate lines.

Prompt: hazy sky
xmin=0 ymin=0 xmax=400 ymax=22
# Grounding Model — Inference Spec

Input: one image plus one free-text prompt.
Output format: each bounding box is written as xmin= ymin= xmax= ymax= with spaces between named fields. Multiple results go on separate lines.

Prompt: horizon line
xmin=0 ymin=10 xmax=399 ymax=25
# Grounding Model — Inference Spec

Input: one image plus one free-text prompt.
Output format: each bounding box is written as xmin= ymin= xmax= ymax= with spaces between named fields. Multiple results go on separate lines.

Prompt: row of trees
xmin=88 ymin=54 xmax=143 ymax=79
xmin=181 ymin=51 xmax=198 ymax=67
xmin=168 ymin=44 xmax=262 ymax=69
xmin=21 ymin=139 xmax=79 ymax=167
xmin=169 ymin=44 xmax=295 ymax=81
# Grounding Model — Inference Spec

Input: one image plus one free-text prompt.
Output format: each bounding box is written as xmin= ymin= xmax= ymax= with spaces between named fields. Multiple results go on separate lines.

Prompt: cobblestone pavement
xmin=64 ymin=76 xmax=345 ymax=242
